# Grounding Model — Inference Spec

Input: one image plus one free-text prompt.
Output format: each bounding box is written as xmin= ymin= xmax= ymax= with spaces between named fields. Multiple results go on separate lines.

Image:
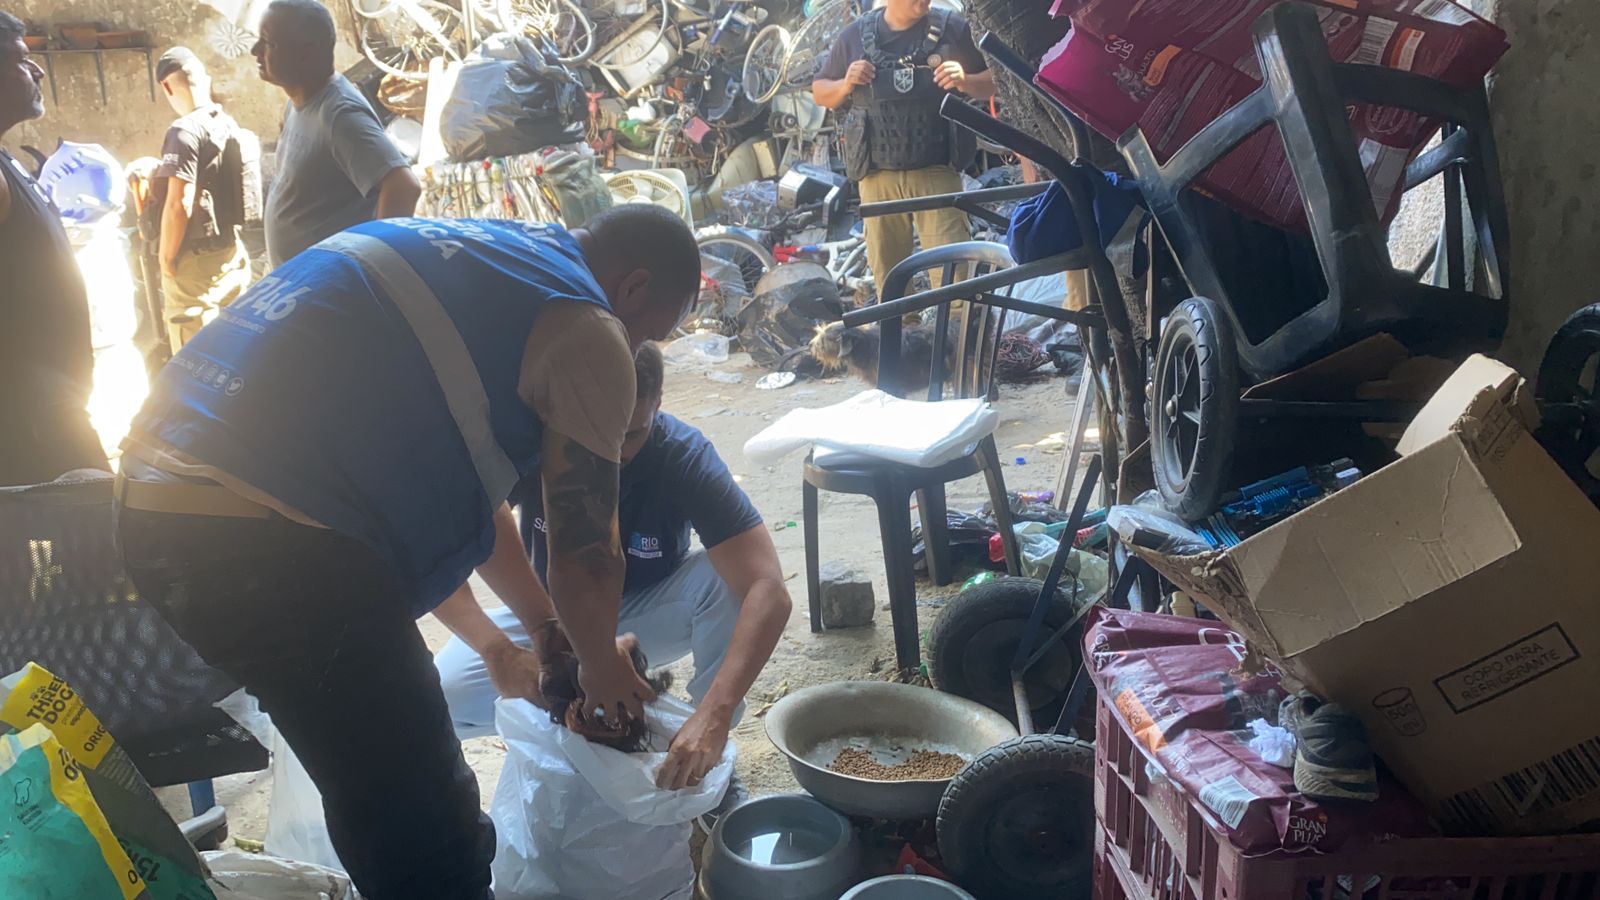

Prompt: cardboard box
xmin=1131 ymin=355 xmax=1600 ymax=835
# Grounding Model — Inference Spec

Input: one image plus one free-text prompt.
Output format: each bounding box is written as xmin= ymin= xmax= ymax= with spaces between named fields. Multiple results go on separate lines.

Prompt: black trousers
xmin=116 ymin=506 xmax=494 ymax=900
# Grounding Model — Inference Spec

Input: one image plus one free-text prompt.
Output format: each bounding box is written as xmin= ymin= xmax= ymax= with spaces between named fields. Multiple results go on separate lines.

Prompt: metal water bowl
xmin=699 ymin=794 xmax=862 ymax=900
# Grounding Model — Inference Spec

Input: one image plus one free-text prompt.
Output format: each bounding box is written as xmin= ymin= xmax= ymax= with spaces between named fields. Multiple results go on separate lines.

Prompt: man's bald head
xmin=576 ymin=204 xmax=701 ymax=347
xmin=253 ymin=0 xmax=336 ymax=90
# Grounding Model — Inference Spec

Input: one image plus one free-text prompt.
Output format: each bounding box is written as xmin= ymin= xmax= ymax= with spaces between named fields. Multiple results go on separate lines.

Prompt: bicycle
xmin=741 ymin=0 xmax=860 ymax=102
xmin=351 ymin=0 xmax=595 ymax=80
xmin=774 ymin=233 xmax=869 ymax=297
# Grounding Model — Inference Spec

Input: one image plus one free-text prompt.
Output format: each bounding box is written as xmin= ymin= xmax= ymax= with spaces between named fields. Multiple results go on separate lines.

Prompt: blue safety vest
xmin=130 ymin=218 xmax=612 ymax=615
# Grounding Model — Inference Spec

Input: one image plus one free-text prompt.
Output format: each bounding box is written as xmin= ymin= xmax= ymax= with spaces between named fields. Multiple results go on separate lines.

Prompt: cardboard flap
xmin=1231 ymin=436 xmax=1522 ymax=656
xmin=1125 ymin=544 xmax=1282 ymax=646
xmin=1398 ymin=354 xmax=1539 ymax=457
xmin=1243 ymin=334 xmax=1409 ymax=401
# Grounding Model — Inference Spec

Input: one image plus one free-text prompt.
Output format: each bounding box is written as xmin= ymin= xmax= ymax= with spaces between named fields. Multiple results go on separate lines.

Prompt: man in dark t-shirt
xmin=154 ymin=47 xmax=256 ymax=352
xmin=813 ymin=0 xmax=995 ymax=287
xmin=433 ymin=342 xmax=793 ymax=791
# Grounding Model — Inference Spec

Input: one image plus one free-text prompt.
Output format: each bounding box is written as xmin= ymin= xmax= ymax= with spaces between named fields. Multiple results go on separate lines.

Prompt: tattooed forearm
xmin=540 ymin=429 xmax=626 ymax=666
xmin=542 ymin=431 xmax=623 ymax=575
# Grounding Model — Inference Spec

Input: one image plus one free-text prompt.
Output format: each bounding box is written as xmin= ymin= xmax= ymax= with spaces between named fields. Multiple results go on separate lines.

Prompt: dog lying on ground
xmin=535 ymin=620 xmax=672 ymax=752
xmin=809 ymin=320 xmax=957 ymax=397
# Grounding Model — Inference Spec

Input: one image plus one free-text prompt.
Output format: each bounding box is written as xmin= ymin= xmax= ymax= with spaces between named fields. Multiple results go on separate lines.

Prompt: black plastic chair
xmin=803 ymin=241 xmax=1026 ymax=672
xmin=0 ymin=474 xmax=266 ymax=845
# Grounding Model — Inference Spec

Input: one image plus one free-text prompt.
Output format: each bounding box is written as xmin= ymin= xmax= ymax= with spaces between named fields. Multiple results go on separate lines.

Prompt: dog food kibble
xmin=828 ymin=747 xmax=966 ymax=781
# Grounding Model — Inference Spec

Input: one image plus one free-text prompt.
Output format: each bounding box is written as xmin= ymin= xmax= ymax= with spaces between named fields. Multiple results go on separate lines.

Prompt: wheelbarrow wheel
xmin=937 ymin=734 xmax=1095 ymax=899
xmin=1536 ymin=302 xmax=1600 ymax=497
xmin=927 ymin=577 xmax=1084 ymax=729
xmin=1151 ymin=296 xmax=1238 ymax=520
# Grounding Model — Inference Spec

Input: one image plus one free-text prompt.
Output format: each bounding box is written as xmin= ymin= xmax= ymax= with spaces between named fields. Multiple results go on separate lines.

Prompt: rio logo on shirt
xmin=626 ymin=533 xmax=663 ymax=560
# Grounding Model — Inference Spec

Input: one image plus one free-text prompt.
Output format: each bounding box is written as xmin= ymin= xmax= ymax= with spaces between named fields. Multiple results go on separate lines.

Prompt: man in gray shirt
xmin=252 ymin=0 xmax=420 ymax=268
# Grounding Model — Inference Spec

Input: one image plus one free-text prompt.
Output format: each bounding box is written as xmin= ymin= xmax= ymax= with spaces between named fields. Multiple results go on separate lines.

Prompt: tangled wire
xmin=534 ymin=620 xmax=673 ymax=752
xmin=995 ymin=331 xmax=1052 ymax=381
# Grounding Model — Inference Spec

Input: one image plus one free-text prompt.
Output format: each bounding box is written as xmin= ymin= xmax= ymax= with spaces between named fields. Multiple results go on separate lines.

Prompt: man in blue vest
xmin=114 ymin=205 xmax=700 ymax=900
xmin=433 ymin=341 xmax=792 ymax=792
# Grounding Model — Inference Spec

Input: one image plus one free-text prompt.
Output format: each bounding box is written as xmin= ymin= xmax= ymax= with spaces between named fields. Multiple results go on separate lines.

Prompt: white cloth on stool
xmin=742 ymin=388 xmax=998 ymax=468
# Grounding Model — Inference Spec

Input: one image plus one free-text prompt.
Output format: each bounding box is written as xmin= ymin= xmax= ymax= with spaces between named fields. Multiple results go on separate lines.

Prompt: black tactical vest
xmin=842 ymin=9 xmax=974 ymax=180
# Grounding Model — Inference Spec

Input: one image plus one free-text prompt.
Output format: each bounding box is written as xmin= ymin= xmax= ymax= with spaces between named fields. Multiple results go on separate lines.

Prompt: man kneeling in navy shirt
xmin=433 ymin=341 xmax=792 ymax=789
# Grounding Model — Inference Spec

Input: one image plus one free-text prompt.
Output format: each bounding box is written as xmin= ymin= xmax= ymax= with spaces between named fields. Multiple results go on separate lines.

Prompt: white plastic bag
xmin=663 ymin=332 xmax=730 ymax=365
xmin=216 ymin=690 xmax=346 ymax=874
xmin=201 ymin=850 xmax=357 ymax=900
xmin=1013 ymin=521 xmax=1109 ymax=599
xmin=491 ymin=694 xmax=733 ymax=900
xmin=742 ymin=389 xmax=999 ymax=468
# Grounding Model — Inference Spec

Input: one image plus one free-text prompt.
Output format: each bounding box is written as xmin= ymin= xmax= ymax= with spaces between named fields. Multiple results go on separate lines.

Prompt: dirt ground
xmin=166 ymin=351 xmax=1081 ymax=848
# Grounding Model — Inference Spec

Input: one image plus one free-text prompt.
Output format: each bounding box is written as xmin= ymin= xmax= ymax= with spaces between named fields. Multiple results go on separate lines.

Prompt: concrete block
xmin=818 ymin=561 xmax=875 ymax=629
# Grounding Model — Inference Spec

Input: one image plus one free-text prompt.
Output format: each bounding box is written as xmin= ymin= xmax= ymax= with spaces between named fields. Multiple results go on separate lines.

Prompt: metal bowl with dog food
xmin=764 ymin=681 xmax=1018 ymax=820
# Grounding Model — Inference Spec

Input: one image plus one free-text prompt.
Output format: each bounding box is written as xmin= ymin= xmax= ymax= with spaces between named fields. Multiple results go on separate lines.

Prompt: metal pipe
xmin=841 ymin=253 xmax=1095 ymax=327
xmin=858 ymin=181 xmax=1046 ymax=218
xmin=1012 ymin=676 xmax=1036 ymax=736
xmin=1011 ymin=455 xmax=1102 ymax=675
xmin=973 ymin=292 xmax=1106 ymax=329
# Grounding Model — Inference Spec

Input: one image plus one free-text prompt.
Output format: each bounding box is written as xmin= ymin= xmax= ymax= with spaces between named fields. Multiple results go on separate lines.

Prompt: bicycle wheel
xmin=692 ymin=228 xmax=776 ymax=332
xmin=590 ymin=0 xmax=672 ymax=72
xmin=497 ymin=0 xmax=596 ymax=62
xmin=784 ymin=0 xmax=856 ymax=89
xmin=358 ymin=0 xmax=465 ymax=81
xmin=742 ymin=24 xmax=791 ymax=104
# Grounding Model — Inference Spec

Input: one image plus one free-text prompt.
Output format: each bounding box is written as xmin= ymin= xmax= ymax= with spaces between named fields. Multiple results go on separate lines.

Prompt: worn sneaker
xmin=1284 ymin=694 xmax=1379 ymax=802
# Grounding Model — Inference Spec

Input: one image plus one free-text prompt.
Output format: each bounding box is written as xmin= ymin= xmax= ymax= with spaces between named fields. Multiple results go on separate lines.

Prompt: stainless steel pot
xmin=841 ymin=875 xmax=979 ymax=899
xmin=699 ymin=794 xmax=862 ymax=900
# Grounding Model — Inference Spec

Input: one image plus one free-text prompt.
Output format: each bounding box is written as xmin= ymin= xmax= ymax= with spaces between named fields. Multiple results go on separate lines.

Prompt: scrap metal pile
xmin=350 ymin=0 xmax=938 ymax=354
xmin=351 ymin=0 xmax=863 ymax=197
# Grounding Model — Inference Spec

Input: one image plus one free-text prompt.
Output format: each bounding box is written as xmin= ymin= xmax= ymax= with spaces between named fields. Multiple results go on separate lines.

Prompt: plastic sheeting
xmin=201 ymin=851 xmax=357 ymax=900
xmin=491 ymin=694 xmax=733 ymax=900
xmin=36 ymin=140 xmax=124 ymax=223
xmin=743 ymin=389 xmax=998 ymax=469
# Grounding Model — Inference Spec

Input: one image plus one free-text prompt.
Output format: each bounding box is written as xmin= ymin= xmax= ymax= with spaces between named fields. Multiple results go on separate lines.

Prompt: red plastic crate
xmin=1093 ymin=695 xmax=1600 ymax=900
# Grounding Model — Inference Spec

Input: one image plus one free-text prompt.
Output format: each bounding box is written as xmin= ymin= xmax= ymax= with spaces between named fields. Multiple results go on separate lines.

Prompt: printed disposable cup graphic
xmin=1372 ymin=687 xmax=1426 ymax=737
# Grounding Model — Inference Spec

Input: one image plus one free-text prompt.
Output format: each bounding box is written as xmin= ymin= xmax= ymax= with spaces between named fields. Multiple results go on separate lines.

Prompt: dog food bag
xmin=1 ymin=663 xmax=217 ymax=900
xmin=1083 ymin=608 xmax=1433 ymax=853
xmin=1036 ymin=0 xmax=1507 ymax=230
xmin=0 ymin=723 xmax=150 ymax=899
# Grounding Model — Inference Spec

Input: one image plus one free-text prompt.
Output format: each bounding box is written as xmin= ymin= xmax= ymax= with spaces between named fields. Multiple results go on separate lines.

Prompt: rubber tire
xmin=936 ymin=734 xmax=1096 ymax=900
xmin=1536 ymin=302 xmax=1600 ymax=483
xmin=1151 ymin=296 xmax=1238 ymax=521
xmin=927 ymin=577 xmax=1083 ymax=727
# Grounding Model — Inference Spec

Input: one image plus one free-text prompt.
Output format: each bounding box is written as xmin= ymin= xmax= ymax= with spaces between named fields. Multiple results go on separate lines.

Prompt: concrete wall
xmin=2 ymin=0 xmax=359 ymax=166
xmin=1483 ymin=0 xmax=1600 ymax=372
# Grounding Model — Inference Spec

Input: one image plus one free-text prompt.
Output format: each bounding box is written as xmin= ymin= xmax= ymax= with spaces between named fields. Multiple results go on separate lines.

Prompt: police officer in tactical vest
xmin=813 ymin=0 xmax=995 ymax=288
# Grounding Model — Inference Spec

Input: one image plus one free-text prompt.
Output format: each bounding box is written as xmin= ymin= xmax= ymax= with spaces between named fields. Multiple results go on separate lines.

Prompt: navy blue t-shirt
xmin=517 ymin=413 xmax=763 ymax=593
